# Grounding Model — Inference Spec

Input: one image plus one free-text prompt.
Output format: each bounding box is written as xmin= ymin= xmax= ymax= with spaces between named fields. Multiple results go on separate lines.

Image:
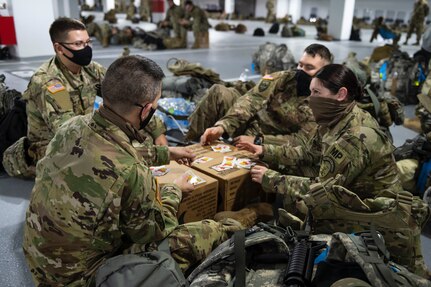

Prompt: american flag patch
xmin=47 ymin=83 xmax=65 ymax=94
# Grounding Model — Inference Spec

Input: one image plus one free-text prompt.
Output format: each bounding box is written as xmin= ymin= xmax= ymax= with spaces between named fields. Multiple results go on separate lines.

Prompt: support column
xmin=53 ymin=0 xmax=80 ymax=19
xmin=327 ymin=0 xmax=355 ymax=40
xmin=225 ymin=0 xmax=234 ymax=14
xmin=9 ymin=0 xmax=55 ymax=58
xmin=275 ymin=0 xmax=302 ymax=23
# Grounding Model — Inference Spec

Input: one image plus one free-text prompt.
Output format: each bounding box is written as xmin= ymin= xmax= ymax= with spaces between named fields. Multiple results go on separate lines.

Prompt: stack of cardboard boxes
xmin=153 ymin=142 xmax=261 ymax=223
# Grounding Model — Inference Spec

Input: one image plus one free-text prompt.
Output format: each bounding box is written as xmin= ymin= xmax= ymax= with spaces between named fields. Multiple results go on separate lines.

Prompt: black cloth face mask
xmin=60 ymin=44 xmax=92 ymax=66
xmin=138 ymin=106 xmax=156 ymax=130
xmin=295 ymin=69 xmax=313 ymax=97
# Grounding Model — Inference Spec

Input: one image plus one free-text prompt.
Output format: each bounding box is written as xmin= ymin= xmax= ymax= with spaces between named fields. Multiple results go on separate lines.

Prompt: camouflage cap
xmin=330 ymin=278 xmax=372 ymax=287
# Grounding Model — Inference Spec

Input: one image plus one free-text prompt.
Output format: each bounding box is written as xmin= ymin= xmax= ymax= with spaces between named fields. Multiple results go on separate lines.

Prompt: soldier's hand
xmin=173 ymin=173 xmax=195 ymax=194
xmin=233 ymin=135 xmax=254 ymax=145
xmin=236 ymin=141 xmax=263 ymax=156
xmin=250 ymin=165 xmax=267 ymax=184
xmin=169 ymin=147 xmax=195 ymax=166
xmin=200 ymin=126 xmax=224 ymax=145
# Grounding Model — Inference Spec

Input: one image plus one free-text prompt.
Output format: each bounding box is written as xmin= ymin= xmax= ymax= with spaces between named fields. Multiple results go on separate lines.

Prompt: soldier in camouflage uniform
xmin=23 ymin=55 xmax=241 ymax=286
xmin=179 ymin=0 xmax=210 ymax=49
xmin=239 ymin=64 xmax=430 ymax=276
xmin=404 ymin=0 xmax=429 ymax=45
xmin=191 ymin=44 xmax=332 ymax=150
xmin=2 ymin=18 xmax=167 ymax=178
xmin=160 ymin=0 xmax=187 ymax=49
xmin=265 ymin=0 xmax=276 ymax=23
xmin=140 ymin=0 xmax=151 ymax=21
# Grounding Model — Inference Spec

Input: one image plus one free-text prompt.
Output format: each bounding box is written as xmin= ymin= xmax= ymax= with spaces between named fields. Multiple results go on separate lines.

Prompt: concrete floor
xmin=0 ymin=20 xmax=429 ymax=286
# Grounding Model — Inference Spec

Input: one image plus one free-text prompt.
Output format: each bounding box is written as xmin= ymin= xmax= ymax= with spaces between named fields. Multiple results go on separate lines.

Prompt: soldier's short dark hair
xmin=102 ymin=55 xmax=165 ymax=112
xmin=49 ymin=17 xmax=87 ymax=43
xmin=314 ymin=64 xmax=362 ymax=101
xmin=185 ymin=0 xmax=193 ymax=6
xmin=304 ymin=43 xmax=333 ymax=64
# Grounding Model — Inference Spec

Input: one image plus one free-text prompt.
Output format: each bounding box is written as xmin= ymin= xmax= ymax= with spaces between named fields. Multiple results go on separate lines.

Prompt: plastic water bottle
xmin=93 ymin=96 xmax=103 ymax=112
xmin=239 ymin=68 xmax=249 ymax=82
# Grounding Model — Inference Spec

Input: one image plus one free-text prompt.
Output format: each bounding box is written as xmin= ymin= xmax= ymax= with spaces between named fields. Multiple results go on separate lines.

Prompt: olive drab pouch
xmin=95 ymin=240 xmax=188 ymax=287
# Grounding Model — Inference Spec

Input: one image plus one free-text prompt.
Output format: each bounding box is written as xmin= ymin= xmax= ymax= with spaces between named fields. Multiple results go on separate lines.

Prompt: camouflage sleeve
xmin=214 ymin=77 xmax=277 ymax=136
xmin=24 ymin=77 xmax=76 ymax=136
xmin=136 ymin=137 xmax=170 ymax=166
xmin=120 ymin=163 xmax=181 ymax=244
xmin=318 ymin=129 xmax=371 ymax=187
xmin=261 ymin=128 xmax=319 ymax=168
xmin=144 ymin=115 xmax=167 ymax=140
xmin=261 ymin=169 xmax=311 ymax=204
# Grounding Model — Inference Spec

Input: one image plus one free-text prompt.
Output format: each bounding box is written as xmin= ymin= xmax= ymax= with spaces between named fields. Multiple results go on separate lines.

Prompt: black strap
xmin=234 ymin=229 xmax=246 ymax=287
xmin=157 ymin=105 xmax=189 ymax=120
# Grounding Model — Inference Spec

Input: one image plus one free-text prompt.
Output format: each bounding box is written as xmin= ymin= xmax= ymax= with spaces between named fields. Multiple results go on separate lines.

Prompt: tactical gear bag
xmin=188 ymin=224 xmax=298 ymax=287
xmin=303 ymin=180 xmax=430 ymax=275
xmin=235 ymin=24 xmax=247 ymax=34
xmin=313 ymin=231 xmax=431 ymax=287
xmin=0 ymin=82 xmax=27 ymax=172
xmin=281 ymin=24 xmax=293 ymax=37
xmin=252 ymin=42 xmax=296 ymax=75
xmin=95 ymin=240 xmax=188 ymax=287
xmin=162 ymin=75 xmax=212 ymax=102
xmin=253 ymin=28 xmax=265 ymax=37
xmin=268 ymin=22 xmax=280 ymax=34
xmin=166 ymin=58 xmax=223 ymax=85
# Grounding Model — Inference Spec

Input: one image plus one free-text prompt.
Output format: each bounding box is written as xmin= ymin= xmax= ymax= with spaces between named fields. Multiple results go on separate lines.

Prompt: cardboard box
xmin=188 ymin=143 xmax=261 ymax=211
xmin=154 ymin=161 xmax=218 ymax=224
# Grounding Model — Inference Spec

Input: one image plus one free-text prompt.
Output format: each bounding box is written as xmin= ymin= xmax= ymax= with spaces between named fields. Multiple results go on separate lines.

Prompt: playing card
xmin=150 ymin=165 xmax=170 ymax=177
xmin=221 ymin=156 xmax=236 ymax=168
xmin=211 ymin=144 xmax=232 ymax=153
xmin=235 ymin=158 xmax=255 ymax=169
xmin=211 ymin=164 xmax=232 ymax=172
xmin=185 ymin=170 xmax=206 ymax=185
xmin=194 ymin=156 xmax=214 ymax=164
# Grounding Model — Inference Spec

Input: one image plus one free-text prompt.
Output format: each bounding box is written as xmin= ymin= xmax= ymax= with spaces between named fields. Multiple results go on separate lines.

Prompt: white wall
xmin=302 ymin=0 xmax=430 ymax=23
xmin=255 ymin=0 xmax=266 ymax=18
xmin=10 ymin=0 xmax=55 ymax=58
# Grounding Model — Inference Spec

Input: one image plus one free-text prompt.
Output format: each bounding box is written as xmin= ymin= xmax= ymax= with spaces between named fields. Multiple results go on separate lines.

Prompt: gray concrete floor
xmin=0 ymin=20 xmax=429 ymax=286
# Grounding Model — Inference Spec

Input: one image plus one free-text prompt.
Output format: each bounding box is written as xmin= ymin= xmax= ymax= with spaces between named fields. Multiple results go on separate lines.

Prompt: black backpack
xmin=269 ymin=22 xmax=280 ymax=34
xmin=0 ymin=97 xmax=27 ymax=171
xmin=253 ymin=28 xmax=265 ymax=37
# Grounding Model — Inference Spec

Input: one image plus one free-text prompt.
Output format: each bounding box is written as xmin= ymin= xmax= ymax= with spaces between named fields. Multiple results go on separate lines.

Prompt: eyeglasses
xmin=59 ymin=39 xmax=93 ymax=49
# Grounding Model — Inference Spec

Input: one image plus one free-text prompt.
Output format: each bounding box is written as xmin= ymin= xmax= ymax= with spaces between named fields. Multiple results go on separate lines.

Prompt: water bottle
xmin=93 ymin=96 xmax=103 ymax=112
xmin=239 ymin=68 xmax=249 ymax=82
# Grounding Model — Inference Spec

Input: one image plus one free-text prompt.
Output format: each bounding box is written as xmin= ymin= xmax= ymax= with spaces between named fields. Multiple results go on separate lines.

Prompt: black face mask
xmin=139 ymin=106 xmax=156 ymax=130
xmin=295 ymin=69 xmax=313 ymax=97
xmin=60 ymin=44 xmax=92 ymax=66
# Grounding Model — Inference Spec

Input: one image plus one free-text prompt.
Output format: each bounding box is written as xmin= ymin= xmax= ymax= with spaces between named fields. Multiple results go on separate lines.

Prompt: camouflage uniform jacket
xmin=23 ymin=56 xmax=105 ymax=162
xmin=214 ymin=70 xmax=316 ymax=142
xmin=185 ymin=5 xmax=210 ymax=32
xmin=261 ymin=105 xmax=403 ymax=202
xmin=412 ymin=0 xmax=429 ymax=23
xmin=165 ymin=4 xmax=185 ymax=25
xmin=23 ymin=111 xmax=179 ymax=286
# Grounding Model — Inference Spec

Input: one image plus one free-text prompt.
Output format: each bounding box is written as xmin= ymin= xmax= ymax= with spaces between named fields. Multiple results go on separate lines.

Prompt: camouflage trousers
xmin=406 ymin=21 xmax=425 ymax=43
xmin=129 ymin=219 xmax=241 ymax=273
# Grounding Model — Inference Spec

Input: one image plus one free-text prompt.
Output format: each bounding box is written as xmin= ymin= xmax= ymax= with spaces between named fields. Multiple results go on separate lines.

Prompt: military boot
xmin=403 ymin=117 xmax=422 ymax=133
xmin=213 ymin=202 xmax=274 ymax=228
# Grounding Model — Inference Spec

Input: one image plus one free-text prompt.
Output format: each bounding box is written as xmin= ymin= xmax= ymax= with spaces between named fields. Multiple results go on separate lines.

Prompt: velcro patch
xmin=47 ymin=83 xmax=65 ymax=94
xmin=319 ymin=144 xmax=348 ymax=178
xmin=262 ymin=74 xmax=274 ymax=80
